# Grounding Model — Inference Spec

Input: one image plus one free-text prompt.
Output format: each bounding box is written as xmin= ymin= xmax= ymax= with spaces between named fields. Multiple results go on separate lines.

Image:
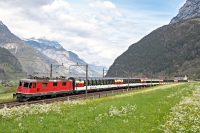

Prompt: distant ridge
xmin=0 ymin=21 xmax=58 ymax=77
xmin=0 ymin=20 xmax=105 ymax=78
xmin=25 ymin=38 xmax=105 ymax=77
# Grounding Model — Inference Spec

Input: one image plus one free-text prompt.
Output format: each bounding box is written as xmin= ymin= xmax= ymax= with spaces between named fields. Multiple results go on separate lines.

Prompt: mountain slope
xmin=0 ymin=47 xmax=23 ymax=79
xmin=107 ymin=18 xmax=200 ymax=79
xmin=171 ymin=0 xmax=200 ymax=24
xmin=0 ymin=21 xmax=57 ymax=76
xmin=25 ymin=39 xmax=105 ymax=77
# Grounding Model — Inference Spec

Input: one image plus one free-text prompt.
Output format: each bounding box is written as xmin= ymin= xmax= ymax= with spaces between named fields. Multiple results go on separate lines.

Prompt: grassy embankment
xmin=0 ymin=83 xmax=199 ymax=133
xmin=0 ymin=81 xmax=18 ymax=103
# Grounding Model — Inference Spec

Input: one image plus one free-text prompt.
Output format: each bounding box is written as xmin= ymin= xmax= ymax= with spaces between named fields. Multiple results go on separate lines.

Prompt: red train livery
xmin=16 ymin=78 xmax=74 ymax=101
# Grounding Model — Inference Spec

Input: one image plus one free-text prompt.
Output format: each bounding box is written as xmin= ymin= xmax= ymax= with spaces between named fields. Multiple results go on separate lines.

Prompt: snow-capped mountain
xmin=0 ymin=21 xmax=57 ymax=77
xmin=25 ymin=38 xmax=105 ymax=77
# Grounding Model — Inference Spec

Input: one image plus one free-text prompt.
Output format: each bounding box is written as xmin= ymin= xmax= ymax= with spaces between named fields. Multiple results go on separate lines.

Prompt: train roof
xmin=75 ymin=77 xmax=142 ymax=80
xmin=20 ymin=79 xmax=69 ymax=82
xmin=20 ymin=77 xmax=163 ymax=82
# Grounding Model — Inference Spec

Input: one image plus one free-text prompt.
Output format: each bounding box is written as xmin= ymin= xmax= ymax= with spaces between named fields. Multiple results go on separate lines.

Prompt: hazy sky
xmin=0 ymin=0 xmax=186 ymax=67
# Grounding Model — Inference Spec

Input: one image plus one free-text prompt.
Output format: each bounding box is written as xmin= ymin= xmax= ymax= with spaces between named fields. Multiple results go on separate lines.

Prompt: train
xmin=14 ymin=77 xmax=187 ymax=102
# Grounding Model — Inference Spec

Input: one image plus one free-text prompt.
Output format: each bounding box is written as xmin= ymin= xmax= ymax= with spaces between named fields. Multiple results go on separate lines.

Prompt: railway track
xmin=0 ymin=85 xmax=152 ymax=109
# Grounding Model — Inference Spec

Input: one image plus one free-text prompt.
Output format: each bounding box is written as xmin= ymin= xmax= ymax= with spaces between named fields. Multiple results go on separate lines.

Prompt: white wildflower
xmin=163 ymin=87 xmax=200 ymax=133
xmin=0 ymin=100 xmax=85 ymax=119
xmin=123 ymin=119 xmax=129 ymax=123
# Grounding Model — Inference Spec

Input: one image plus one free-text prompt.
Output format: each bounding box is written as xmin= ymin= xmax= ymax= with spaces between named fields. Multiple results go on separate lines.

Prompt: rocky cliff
xmin=171 ymin=0 xmax=200 ymax=24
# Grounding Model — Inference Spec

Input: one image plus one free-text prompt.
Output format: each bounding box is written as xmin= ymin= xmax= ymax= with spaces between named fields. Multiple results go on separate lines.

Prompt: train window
xmin=99 ymin=80 xmax=102 ymax=85
xmin=92 ymin=80 xmax=94 ymax=86
xmin=53 ymin=82 xmax=58 ymax=86
xmin=96 ymin=80 xmax=99 ymax=85
xmin=32 ymin=83 xmax=36 ymax=88
xmin=42 ymin=83 xmax=47 ymax=87
xmin=28 ymin=83 xmax=32 ymax=88
xmin=107 ymin=80 xmax=110 ymax=85
xmin=62 ymin=82 xmax=66 ymax=86
xmin=24 ymin=82 xmax=29 ymax=88
xmin=19 ymin=81 xmax=22 ymax=86
xmin=105 ymin=80 xmax=107 ymax=85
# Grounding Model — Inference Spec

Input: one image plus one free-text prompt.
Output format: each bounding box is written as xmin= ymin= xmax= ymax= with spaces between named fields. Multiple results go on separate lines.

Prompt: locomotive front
xmin=14 ymin=79 xmax=37 ymax=101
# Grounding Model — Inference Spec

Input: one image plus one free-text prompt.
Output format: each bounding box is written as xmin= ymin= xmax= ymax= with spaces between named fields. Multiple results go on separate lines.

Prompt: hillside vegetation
xmin=0 ymin=83 xmax=198 ymax=132
xmin=0 ymin=47 xmax=23 ymax=80
xmin=107 ymin=18 xmax=200 ymax=79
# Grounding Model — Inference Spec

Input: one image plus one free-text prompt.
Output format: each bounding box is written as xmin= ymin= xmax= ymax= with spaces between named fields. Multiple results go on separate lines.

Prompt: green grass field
xmin=0 ymin=82 xmax=17 ymax=103
xmin=0 ymin=83 xmax=199 ymax=133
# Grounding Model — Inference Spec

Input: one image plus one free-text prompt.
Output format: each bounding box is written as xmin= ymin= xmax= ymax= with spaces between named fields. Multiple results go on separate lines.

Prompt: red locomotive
xmin=14 ymin=77 xmax=164 ymax=101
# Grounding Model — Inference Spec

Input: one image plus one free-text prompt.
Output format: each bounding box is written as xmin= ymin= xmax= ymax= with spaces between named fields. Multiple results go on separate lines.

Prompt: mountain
xmin=0 ymin=21 xmax=57 ymax=77
xmin=107 ymin=17 xmax=200 ymax=79
xmin=171 ymin=0 xmax=200 ymax=24
xmin=25 ymin=39 xmax=105 ymax=77
xmin=0 ymin=47 xmax=23 ymax=80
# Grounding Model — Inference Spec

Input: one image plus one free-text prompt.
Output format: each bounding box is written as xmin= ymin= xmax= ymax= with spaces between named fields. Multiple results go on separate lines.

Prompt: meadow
xmin=0 ymin=81 xmax=17 ymax=103
xmin=0 ymin=83 xmax=199 ymax=133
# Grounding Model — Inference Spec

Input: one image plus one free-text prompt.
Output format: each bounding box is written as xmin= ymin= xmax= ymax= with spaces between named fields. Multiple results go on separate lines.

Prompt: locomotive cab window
xmin=53 ymin=82 xmax=58 ymax=86
xmin=19 ymin=81 xmax=22 ymax=87
xmin=62 ymin=82 xmax=66 ymax=86
xmin=24 ymin=82 xmax=29 ymax=88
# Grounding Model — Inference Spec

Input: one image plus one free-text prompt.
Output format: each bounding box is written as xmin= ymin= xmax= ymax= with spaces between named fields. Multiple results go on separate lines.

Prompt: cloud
xmin=42 ymin=0 xmax=71 ymax=13
xmin=0 ymin=0 xmax=180 ymax=67
xmin=89 ymin=1 xmax=116 ymax=9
